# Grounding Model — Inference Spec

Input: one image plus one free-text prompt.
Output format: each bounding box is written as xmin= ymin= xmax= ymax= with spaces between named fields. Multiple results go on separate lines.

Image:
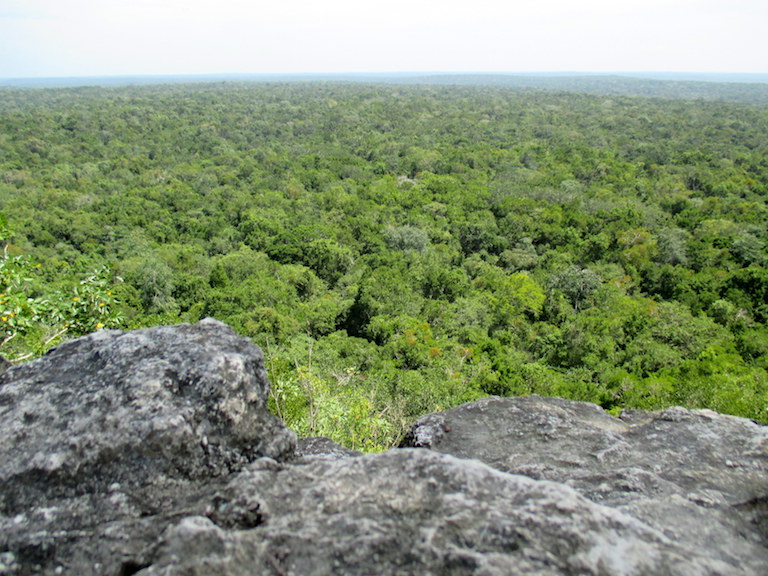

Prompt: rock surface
xmin=136 ymin=450 xmax=719 ymax=575
xmin=402 ymin=395 xmax=768 ymax=574
xmin=0 ymin=319 xmax=295 ymax=574
xmin=1 ymin=321 xmax=766 ymax=575
xmin=295 ymin=436 xmax=362 ymax=459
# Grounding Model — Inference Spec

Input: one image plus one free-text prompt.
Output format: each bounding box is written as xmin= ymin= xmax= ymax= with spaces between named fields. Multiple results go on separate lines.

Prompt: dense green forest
xmin=397 ymin=74 xmax=768 ymax=104
xmin=1 ymin=82 xmax=767 ymax=450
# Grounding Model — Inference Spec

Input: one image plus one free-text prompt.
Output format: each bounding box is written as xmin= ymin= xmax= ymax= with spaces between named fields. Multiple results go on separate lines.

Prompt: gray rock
xmin=295 ymin=436 xmax=362 ymax=459
xmin=2 ymin=321 xmax=766 ymax=575
xmin=402 ymin=395 xmax=768 ymax=573
xmin=136 ymin=449 xmax=725 ymax=576
xmin=0 ymin=318 xmax=295 ymax=574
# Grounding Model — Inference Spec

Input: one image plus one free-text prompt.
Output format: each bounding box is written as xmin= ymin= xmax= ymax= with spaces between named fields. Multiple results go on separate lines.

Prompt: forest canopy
xmin=1 ymin=82 xmax=767 ymax=449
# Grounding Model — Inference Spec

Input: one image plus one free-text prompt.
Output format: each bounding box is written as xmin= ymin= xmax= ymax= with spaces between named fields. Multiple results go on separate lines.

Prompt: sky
xmin=1 ymin=0 xmax=767 ymax=78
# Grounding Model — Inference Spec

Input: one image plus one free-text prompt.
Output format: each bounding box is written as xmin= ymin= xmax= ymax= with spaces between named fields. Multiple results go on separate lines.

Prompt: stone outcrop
xmin=134 ymin=450 xmax=721 ymax=575
xmin=0 ymin=320 xmax=766 ymax=575
xmin=402 ymin=395 xmax=768 ymax=574
xmin=0 ymin=319 xmax=296 ymax=574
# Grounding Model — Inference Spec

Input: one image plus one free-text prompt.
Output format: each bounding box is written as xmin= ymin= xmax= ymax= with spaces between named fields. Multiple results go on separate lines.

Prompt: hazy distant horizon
xmin=4 ymin=71 xmax=768 ymax=89
xmin=2 ymin=0 xmax=766 ymax=80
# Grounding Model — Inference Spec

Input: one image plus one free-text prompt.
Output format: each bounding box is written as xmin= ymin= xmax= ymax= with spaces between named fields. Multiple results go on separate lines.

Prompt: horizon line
xmin=3 ymin=71 xmax=768 ymax=89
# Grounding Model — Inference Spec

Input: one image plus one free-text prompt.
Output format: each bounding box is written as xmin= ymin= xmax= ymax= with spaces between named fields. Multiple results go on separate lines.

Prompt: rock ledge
xmin=0 ymin=321 xmax=766 ymax=575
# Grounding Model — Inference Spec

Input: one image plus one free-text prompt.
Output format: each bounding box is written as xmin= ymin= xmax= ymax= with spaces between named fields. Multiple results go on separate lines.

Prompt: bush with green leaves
xmin=269 ymin=363 xmax=396 ymax=452
xmin=0 ymin=219 xmax=124 ymax=360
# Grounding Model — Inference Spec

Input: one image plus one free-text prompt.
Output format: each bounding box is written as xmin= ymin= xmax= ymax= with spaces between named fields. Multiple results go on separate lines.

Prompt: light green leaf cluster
xmin=0 ymin=218 xmax=123 ymax=360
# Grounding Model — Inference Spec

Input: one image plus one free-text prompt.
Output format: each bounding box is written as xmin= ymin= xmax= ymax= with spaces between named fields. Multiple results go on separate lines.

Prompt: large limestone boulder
xmin=1 ymin=318 xmax=295 ymax=505
xmin=0 ymin=319 xmax=295 ymax=573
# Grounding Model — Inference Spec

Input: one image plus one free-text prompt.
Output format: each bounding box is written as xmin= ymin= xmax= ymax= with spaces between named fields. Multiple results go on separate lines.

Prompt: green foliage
xmin=3 ymin=82 xmax=768 ymax=447
xmin=0 ymin=221 xmax=124 ymax=359
xmin=548 ymin=266 xmax=602 ymax=312
xmin=384 ymin=225 xmax=430 ymax=252
xmin=266 ymin=336 xmax=398 ymax=451
xmin=270 ymin=364 xmax=395 ymax=452
xmin=48 ymin=266 xmax=124 ymax=335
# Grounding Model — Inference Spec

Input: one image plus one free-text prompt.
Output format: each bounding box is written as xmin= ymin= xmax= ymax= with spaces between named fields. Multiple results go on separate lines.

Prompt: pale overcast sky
xmin=1 ymin=0 xmax=766 ymax=78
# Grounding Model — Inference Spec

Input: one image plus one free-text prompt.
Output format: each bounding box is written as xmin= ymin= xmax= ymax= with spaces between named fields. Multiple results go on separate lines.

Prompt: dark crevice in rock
xmin=206 ymin=494 xmax=264 ymax=530
xmin=116 ymin=560 xmax=151 ymax=576
xmin=735 ymin=494 xmax=768 ymax=545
